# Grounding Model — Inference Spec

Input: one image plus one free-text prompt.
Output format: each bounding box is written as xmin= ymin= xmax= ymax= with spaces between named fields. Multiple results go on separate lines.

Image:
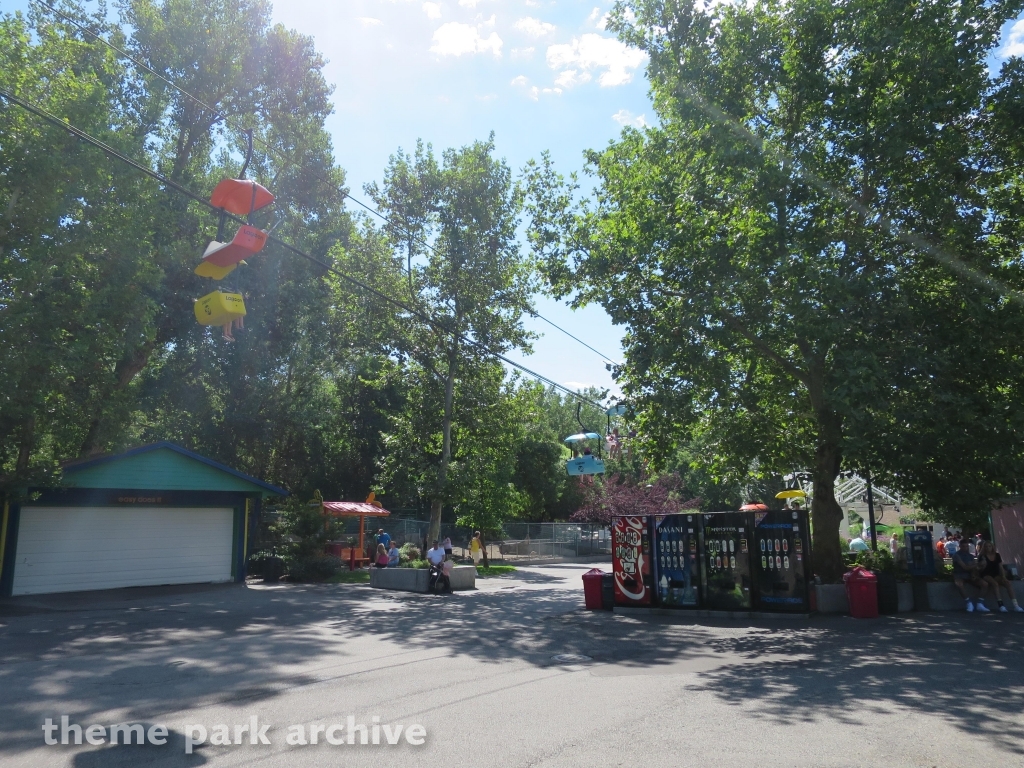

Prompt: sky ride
xmin=565 ymin=403 xmax=606 ymax=476
xmin=192 ymin=130 xmax=275 ymax=341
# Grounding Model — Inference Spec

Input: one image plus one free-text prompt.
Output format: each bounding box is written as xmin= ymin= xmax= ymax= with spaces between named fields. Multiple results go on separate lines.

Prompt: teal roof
xmin=62 ymin=442 xmax=287 ymax=497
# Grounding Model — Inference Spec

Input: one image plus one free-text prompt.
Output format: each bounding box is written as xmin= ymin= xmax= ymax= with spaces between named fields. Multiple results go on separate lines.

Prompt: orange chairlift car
xmin=194 ymin=131 xmax=274 ymax=341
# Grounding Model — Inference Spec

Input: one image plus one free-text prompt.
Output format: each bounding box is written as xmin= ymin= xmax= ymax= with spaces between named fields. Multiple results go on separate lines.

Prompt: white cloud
xmin=422 ymin=2 xmax=442 ymax=20
xmin=431 ymin=22 xmax=503 ymax=57
xmin=546 ymin=34 xmax=647 ymax=86
xmin=358 ymin=17 xmax=383 ymax=26
xmin=554 ymin=68 xmax=591 ymax=88
xmin=542 ymin=87 xmax=563 ymax=96
xmin=511 ymin=46 xmax=535 ymax=59
xmin=612 ymin=109 xmax=647 ymax=128
xmin=458 ymin=0 xmax=483 ymax=6
xmin=510 ymin=75 xmax=529 ymax=86
xmin=1002 ymin=19 xmax=1024 ymax=58
xmin=514 ymin=16 xmax=556 ymax=38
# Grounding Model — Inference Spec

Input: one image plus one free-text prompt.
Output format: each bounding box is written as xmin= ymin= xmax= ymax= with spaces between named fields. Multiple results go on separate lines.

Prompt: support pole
xmin=359 ymin=515 xmax=365 ymax=562
xmin=866 ymin=471 xmax=878 ymax=551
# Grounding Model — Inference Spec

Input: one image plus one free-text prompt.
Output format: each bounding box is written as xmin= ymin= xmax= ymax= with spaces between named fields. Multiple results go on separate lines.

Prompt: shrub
xmin=852 ymin=547 xmax=895 ymax=574
xmin=399 ymin=543 xmax=421 ymax=562
xmin=247 ymin=551 xmax=285 ymax=581
xmin=288 ymin=556 xmax=343 ymax=582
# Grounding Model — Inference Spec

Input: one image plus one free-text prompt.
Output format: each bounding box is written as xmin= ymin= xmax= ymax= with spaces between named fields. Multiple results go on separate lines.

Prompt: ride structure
xmin=193 ymin=130 xmax=274 ymax=341
xmin=565 ymin=403 xmax=606 ymax=476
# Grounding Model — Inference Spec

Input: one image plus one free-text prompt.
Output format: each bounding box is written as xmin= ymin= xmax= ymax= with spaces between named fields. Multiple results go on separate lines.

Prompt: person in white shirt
xmin=889 ymin=532 xmax=900 ymax=557
xmin=944 ymin=538 xmax=959 ymax=558
xmin=426 ymin=541 xmax=445 ymax=566
xmin=426 ymin=541 xmax=449 ymax=593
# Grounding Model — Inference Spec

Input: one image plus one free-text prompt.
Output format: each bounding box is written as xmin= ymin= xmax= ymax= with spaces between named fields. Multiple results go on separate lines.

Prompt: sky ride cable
xmin=0 ymin=86 xmax=609 ymax=411
xmin=29 ymin=0 xmax=623 ymax=368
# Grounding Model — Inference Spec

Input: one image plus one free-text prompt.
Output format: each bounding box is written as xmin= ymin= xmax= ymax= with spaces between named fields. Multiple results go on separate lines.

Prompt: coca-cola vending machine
xmin=612 ymin=515 xmax=652 ymax=606
xmin=652 ymin=513 xmax=702 ymax=608
xmin=752 ymin=509 xmax=812 ymax=612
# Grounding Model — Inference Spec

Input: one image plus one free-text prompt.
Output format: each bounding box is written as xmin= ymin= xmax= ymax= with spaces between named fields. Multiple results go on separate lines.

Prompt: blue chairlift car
xmin=565 ymin=432 xmax=605 ymax=475
xmin=565 ymin=402 xmax=606 ymax=476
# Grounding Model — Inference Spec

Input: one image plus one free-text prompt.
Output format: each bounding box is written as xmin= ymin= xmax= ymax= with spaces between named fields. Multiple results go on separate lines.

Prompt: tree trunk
xmin=480 ymin=531 xmax=490 ymax=568
xmin=428 ymin=348 xmax=457 ymax=544
xmin=16 ymin=416 xmax=35 ymax=477
xmin=803 ymin=349 xmax=846 ymax=582
xmin=77 ymin=342 xmax=155 ymax=458
xmin=810 ymin=438 xmax=845 ymax=582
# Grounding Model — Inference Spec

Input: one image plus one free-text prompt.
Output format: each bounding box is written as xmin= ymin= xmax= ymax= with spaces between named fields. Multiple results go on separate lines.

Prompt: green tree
xmin=526 ymin=0 xmax=1024 ymax=580
xmin=0 ymin=6 xmax=159 ymax=488
xmin=367 ymin=137 xmax=536 ymax=543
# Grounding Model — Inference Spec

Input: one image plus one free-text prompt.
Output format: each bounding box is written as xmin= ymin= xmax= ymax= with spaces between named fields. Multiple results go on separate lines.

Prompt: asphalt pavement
xmin=1 ymin=562 xmax=1022 ymax=767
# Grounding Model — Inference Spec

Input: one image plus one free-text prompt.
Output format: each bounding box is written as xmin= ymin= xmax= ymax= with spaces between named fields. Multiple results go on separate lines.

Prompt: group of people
xmin=945 ymin=537 xmax=1022 ymax=613
xmin=372 ymin=528 xmax=485 ymax=595
xmin=373 ymin=528 xmax=401 ymax=568
xmin=850 ymin=528 xmax=1021 ymax=613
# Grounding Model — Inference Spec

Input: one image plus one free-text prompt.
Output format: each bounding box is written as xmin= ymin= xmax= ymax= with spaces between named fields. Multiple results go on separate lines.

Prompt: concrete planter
xmin=925 ymin=581 xmax=991 ymax=611
xmin=815 ymin=584 xmax=849 ymax=614
xmin=897 ymin=582 xmax=914 ymax=612
xmin=369 ymin=565 xmax=476 ymax=593
xmin=817 ymin=580 xmax=997 ymax=612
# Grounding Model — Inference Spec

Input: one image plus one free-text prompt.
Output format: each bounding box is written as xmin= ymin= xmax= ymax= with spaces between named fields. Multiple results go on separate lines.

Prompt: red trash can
xmin=844 ymin=566 xmax=879 ymax=618
xmin=582 ymin=569 xmax=606 ymax=610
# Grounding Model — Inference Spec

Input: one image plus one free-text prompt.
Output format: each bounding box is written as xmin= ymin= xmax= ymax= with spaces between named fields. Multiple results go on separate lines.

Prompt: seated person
xmin=978 ymin=541 xmax=1022 ymax=612
xmin=387 ymin=541 xmax=401 ymax=567
xmin=374 ymin=543 xmax=389 ymax=568
xmin=426 ymin=540 xmax=446 ymax=592
xmin=438 ymin=559 xmax=453 ymax=593
xmin=952 ymin=544 xmax=990 ymax=612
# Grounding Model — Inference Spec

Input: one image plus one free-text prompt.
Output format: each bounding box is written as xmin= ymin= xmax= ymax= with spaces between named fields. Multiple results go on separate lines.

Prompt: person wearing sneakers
xmin=978 ymin=541 xmax=1023 ymax=612
xmin=952 ymin=544 xmax=990 ymax=612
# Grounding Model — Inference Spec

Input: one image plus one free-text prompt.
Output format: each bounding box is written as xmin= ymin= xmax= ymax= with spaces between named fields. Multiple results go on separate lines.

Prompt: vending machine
xmin=701 ymin=512 xmax=754 ymax=610
xmin=752 ymin=509 xmax=812 ymax=612
xmin=652 ymin=513 xmax=702 ymax=608
xmin=611 ymin=515 xmax=653 ymax=606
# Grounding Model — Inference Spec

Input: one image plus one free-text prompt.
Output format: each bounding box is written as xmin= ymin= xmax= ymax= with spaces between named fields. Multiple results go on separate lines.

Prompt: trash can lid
xmin=843 ymin=566 xmax=877 ymax=582
xmin=583 ymin=568 xmax=606 ymax=577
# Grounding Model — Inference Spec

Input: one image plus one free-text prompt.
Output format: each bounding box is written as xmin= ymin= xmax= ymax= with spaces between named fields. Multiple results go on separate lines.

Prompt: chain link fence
xmin=367 ymin=519 xmax=611 ymax=563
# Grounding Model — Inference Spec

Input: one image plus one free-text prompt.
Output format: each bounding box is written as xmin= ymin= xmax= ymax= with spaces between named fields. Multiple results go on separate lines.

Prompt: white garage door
xmin=12 ymin=506 xmax=234 ymax=596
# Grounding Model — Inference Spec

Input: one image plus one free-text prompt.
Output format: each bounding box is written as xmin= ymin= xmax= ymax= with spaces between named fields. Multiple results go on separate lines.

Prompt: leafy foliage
xmin=525 ymin=0 xmax=1024 ymax=579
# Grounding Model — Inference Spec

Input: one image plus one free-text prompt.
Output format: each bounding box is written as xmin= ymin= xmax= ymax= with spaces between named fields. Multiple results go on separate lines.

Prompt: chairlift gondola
xmin=565 ymin=404 xmax=605 ymax=476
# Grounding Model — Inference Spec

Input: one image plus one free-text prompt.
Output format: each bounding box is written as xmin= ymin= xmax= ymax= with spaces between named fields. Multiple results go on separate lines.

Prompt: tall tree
xmin=368 ymin=137 xmax=536 ymax=543
xmin=526 ymin=0 xmax=1024 ymax=580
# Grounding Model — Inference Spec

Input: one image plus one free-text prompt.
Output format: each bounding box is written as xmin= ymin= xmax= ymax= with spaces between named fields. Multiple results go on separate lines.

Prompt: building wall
xmin=992 ymin=501 xmax=1024 ymax=571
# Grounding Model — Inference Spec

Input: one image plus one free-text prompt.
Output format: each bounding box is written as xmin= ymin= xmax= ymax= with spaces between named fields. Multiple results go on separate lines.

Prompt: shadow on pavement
xmin=1 ymin=567 xmax=1022 ymax=761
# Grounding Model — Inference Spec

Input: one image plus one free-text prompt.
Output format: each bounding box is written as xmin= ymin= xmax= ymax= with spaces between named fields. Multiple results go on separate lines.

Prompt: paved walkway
xmin=1 ymin=562 xmax=1022 ymax=767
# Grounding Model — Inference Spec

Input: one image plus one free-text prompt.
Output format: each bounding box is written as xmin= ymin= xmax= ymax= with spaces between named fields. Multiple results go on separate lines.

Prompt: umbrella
xmin=775 ymin=490 xmax=807 ymax=500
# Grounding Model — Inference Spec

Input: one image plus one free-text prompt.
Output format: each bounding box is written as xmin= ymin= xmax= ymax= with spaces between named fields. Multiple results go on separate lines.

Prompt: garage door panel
xmin=12 ymin=507 xmax=235 ymax=596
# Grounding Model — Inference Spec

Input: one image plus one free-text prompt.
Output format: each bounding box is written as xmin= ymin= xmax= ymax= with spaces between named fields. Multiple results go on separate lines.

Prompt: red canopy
xmin=322 ymin=501 xmax=390 ymax=517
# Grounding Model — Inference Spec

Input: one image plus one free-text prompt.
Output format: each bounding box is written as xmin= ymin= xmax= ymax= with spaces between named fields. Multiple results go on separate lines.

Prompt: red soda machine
xmin=611 ymin=515 xmax=653 ymax=606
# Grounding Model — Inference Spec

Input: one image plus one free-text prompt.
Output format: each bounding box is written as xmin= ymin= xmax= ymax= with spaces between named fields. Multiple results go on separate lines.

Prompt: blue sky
xmin=8 ymin=1 xmax=1024 ymax=399
xmin=265 ymin=0 xmax=652 ymax=398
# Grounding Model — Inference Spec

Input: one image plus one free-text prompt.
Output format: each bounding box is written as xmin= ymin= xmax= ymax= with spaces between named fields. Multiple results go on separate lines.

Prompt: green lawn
xmin=326 ymin=570 xmax=371 ymax=584
xmin=476 ymin=565 xmax=517 ymax=577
